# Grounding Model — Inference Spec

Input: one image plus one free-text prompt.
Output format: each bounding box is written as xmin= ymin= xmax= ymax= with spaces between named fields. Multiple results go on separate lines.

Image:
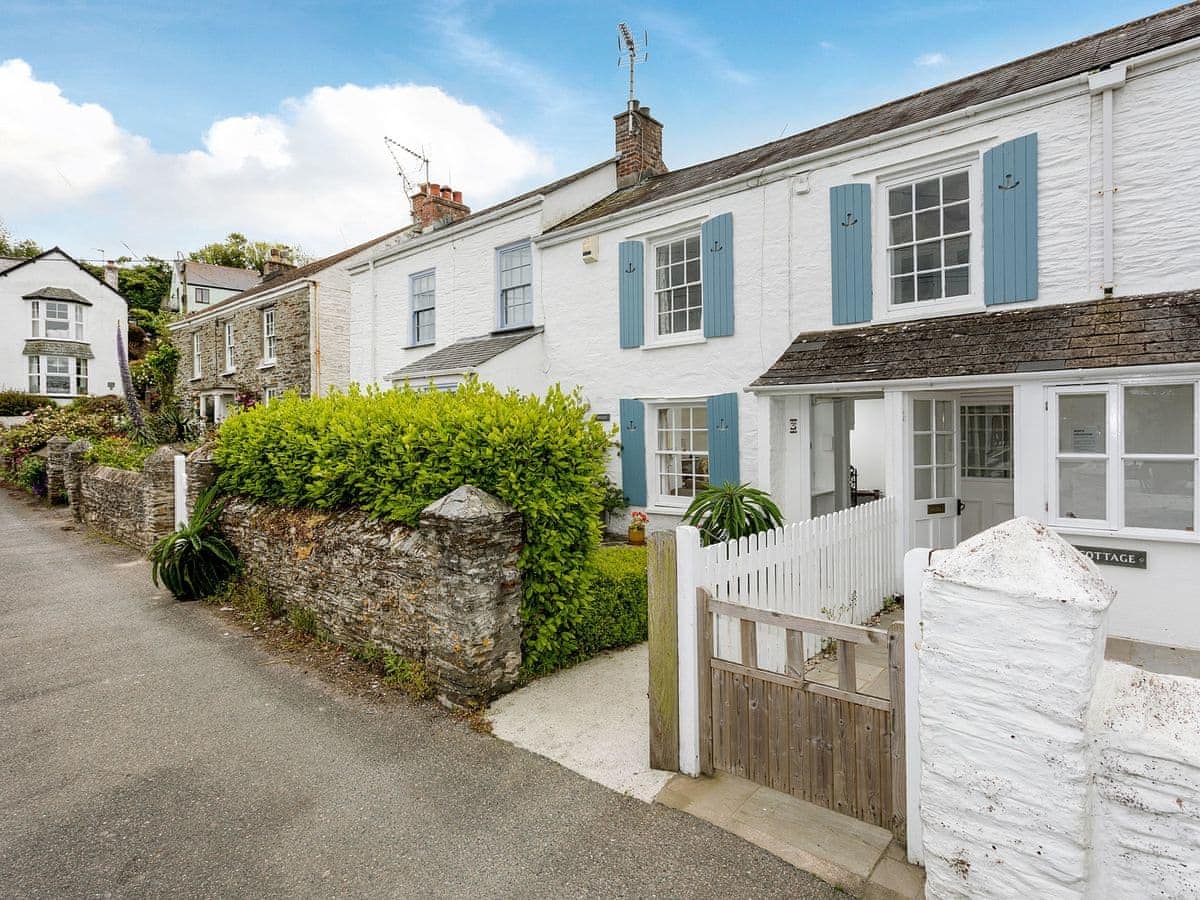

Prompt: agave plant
xmin=150 ymin=487 xmax=239 ymax=600
xmin=683 ymin=481 xmax=784 ymax=546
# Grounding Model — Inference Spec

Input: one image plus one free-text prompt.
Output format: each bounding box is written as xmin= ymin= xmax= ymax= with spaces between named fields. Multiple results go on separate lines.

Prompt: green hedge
xmin=0 ymin=390 xmax=55 ymax=417
xmin=213 ymin=382 xmax=613 ymax=674
xmin=576 ymin=544 xmax=648 ymax=658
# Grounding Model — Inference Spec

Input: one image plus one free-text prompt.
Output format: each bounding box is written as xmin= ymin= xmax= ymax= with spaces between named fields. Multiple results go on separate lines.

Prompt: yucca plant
xmin=150 ymin=486 xmax=239 ymax=600
xmin=683 ymin=481 xmax=784 ymax=546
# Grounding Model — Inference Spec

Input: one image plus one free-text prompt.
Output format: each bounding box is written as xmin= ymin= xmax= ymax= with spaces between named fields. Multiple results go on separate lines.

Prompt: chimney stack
xmin=614 ymin=100 xmax=667 ymax=187
xmin=103 ymin=260 xmax=119 ymax=291
xmin=410 ymin=182 xmax=471 ymax=231
xmin=263 ymin=247 xmax=297 ymax=278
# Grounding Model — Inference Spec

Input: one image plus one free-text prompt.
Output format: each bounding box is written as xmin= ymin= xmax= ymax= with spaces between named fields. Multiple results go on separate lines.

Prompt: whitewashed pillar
xmin=918 ymin=517 xmax=1113 ymax=898
xmin=173 ymin=453 xmax=187 ymax=529
xmin=676 ymin=524 xmax=703 ymax=776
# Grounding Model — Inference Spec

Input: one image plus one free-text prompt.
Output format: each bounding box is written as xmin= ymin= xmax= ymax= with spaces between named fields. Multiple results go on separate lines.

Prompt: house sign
xmin=1073 ymin=545 xmax=1147 ymax=569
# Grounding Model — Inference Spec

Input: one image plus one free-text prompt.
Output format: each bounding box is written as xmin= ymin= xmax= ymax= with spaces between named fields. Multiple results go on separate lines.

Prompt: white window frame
xmin=75 ymin=358 xmax=88 ymax=395
xmin=27 ymin=356 xmax=39 ymax=393
xmin=495 ymin=240 xmax=533 ymax=330
xmin=647 ymin=230 xmax=704 ymax=345
xmin=1047 ymin=379 xmax=1200 ymax=539
xmin=194 ymin=286 xmax=211 ymax=305
xmin=43 ymin=355 xmax=72 ymax=396
xmin=191 ymin=332 xmax=202 ymax=379
xmin=261 ymin=307 xmax=277 ymax=364
xmin=263 ymin=386 xmax=281 ymax=404
xmin=649 ymin=401 xmax=711 ymax=509
xmin=32 ymin=299 xmax=77 ymax=341
xmin=222 ymin=321 xmax=235 ymax=373
xmin=409 ymin=269 xmax=436 ymax=346
xmin=874 ymin=152 xmax=984 ymax=321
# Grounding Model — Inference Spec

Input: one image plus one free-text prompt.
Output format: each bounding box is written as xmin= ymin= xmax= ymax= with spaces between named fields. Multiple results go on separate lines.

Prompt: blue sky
xmin=0 ymin=0 xmax=1168 ymax=259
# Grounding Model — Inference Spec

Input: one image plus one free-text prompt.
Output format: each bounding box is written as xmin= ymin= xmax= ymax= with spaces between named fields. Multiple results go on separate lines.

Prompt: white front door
xmin=959 ymin=399 xmax=1015 ymax=539
xmin=911 ymin=394 xmax=959 ymax=548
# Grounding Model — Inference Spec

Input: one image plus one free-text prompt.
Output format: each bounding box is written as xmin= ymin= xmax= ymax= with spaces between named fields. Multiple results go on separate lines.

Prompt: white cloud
xmin=0 ymin=58 xmax=553 ymax=258
xmin=915 ymin=52 xmax=948 ymax=67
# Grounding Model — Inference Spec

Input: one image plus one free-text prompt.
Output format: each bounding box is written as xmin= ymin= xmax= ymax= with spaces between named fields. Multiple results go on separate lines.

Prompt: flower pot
xmin=628 ymin=526 xmax=645 ymax=546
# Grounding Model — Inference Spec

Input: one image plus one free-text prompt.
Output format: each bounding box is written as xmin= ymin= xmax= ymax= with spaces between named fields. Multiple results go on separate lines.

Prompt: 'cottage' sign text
xmin=1074 ymin=545 xmax=1147 ymax=569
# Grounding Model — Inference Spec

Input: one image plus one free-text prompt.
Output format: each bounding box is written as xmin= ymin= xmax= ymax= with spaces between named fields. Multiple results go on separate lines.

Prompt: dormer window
xmin=31 ymin=300 xmax=83 ymax=340
xmin=887 ymin=170 xmax=971 ymax=305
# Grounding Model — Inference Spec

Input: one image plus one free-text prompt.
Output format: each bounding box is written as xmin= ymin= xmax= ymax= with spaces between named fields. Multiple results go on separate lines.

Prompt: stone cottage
xmin=169 ymin=235 xmax=405 ymax=424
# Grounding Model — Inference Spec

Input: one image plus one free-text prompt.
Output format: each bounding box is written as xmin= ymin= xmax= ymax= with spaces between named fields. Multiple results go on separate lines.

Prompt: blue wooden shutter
xmin=702 ymin=212 xmax=734 ymax=337
xmin=830 ymin=184 xmax=872 ymax=325
xmin=984 ymin=133 xmax=1038 ymax=305
xmin=618 ymin=241 xmax=644 ymax=348
xmin=706 ymin=392 xmax=740 ymax=488
xmin=619 ymin=398 xmax=647 ymax=506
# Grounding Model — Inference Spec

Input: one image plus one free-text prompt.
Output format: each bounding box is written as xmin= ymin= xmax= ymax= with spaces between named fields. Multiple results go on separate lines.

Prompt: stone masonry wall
xmin=213 ymin=482 xmax=523 ymax=707
xmin=172 ymin=283 xmax=312 ymax=411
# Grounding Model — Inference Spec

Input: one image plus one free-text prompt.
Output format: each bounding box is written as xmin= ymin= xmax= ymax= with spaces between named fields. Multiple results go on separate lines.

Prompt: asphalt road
xmin=0 ymin=488 xmax=837 ymax=899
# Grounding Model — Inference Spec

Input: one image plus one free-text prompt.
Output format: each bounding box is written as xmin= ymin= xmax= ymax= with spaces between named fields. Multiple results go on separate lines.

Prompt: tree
xmin=189 ymin=232 xmax=309 ymax=274
xmin=0 ymin=219 xmax=41 ymax=258
xmin=81 ymin=257 xmax=172 ymax=315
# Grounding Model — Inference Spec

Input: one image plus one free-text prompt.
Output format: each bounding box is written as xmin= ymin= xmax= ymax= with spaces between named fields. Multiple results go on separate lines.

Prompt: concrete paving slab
xmin=487 ymin=642 xmax=674 ymax=802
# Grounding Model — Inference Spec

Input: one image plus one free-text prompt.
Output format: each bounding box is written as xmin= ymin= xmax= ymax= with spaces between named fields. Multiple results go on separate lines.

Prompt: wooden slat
xmin=647 ymin=531 xmax=679 ymax=771
xmin=803 ymin=678 xmax=893 ymax=712
xmin=709 ymin=658 xmax=891 ymax=711
xmin=697 ymin=589 xmax=714 ymax=776
xmin=832 ymin=699 xmax=851 ymax=816
xmin=838 ymin=640 xmax=857 ymax=691
xmin=789 ymin=684 xmax=810 ymax=803
xmin=714 ymin=669 xmax=731 ymax=773
xmin=732 ymin=671 xmax=749 ymax=778
xmin=811 ymin=693 xmax=831 ymax=810
xmin=740 ymin=617 xmax=758 ymax=669
xmin=855 ymin=700 xmax=870 ymax=822
xmin=785 ymin=629 xmax=805 ymax=680
xmin=878 ymin=706 xmax=891 ymax=830
xmin=889 ymin=620 xmax=908 ymax=845
xmin=748 ymin=676 xmax=767 ymax=784
xmin=768 ymin=682 xmax=789 ymax=792
xmin=708 ymin=598 xmax=887 ymax=646
xmin=864 ymin=706 xmax=882 ymax=826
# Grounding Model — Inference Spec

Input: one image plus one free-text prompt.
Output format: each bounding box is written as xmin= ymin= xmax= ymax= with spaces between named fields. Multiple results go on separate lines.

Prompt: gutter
xmin=1089 ymin=64 xmax=1127 ymax=292
xmin=536 ymin=36 xmax=1200 ymax=249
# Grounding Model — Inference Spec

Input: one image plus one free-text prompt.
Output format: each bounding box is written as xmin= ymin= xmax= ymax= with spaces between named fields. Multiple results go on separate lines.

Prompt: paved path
xmin=0 ymin=489 xmax=838 ymax=899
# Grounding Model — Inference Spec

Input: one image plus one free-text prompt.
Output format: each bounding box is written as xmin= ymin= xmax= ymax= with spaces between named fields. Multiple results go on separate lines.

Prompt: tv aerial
xmin=617 ymin=23 xmax=649 ymax=130
xmin=384 ymin=137 xmax=430 ymax=195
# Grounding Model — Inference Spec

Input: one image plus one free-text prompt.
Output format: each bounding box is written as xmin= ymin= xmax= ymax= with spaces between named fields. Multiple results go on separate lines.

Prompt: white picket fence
xmin=687 ymin=496 xmax=901 ymax=672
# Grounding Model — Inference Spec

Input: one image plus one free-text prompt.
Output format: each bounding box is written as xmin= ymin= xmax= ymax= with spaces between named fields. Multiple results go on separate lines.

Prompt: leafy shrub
xmin=14 ymin=455 xmax=47 ymax=497
xmin=85 ymin=435 xmax=156 ymax=471
xmin=683 ymin=481 xmax=784 ymax=546
xmin=0 ymin=390 xmax=55 ymax=416
xmin=214 ymin=381 xmax=612 ymax=674
xmin=382 ymin=653 xmax=434 ymax=700
xmin=0 ymin=399 xmax=124 ymax=469
xmin=576 ymin=544 xmax=648 ymax=657
xmin=150 ymin=487 xmax=239 ymax=600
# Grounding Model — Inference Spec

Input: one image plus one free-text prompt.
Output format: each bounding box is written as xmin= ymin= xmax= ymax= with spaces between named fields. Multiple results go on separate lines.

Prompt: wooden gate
xmin=695 ymin=588 xmax=906 ymax=841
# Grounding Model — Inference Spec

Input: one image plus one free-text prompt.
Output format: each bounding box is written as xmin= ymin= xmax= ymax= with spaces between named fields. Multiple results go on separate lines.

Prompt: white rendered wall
xmin=0 ymin=252 xmax=127 ymax=398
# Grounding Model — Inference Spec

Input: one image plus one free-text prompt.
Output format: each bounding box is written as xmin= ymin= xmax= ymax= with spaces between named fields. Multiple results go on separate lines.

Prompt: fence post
xmin=45 ymin=435 xmax=70 ymax=504
xmin=173 ymin=453 xmax=187 ymax=529
xmin=902 ymin=546 xmax=929 ymax=865
xmin=647 ymin=530 xmax=679 ymax=772
xmin=676 ymin=524 xmax=703 ymax=776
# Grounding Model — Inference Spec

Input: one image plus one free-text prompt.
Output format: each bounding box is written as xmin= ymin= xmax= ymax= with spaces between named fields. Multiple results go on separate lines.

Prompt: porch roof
xmin=752 ymin=290 xmax=1200 ymax=388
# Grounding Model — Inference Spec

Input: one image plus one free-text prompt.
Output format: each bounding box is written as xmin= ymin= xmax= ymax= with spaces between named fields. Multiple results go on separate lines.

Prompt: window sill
xmin=491 ymin=324 xmax=535 ymax=336
xmin=642 ymin=334 xmax=707 ymax=351
xmin=883 ymin=296 xmax=984 ymax=322
xmin=220 ymin=369 xmax=236 ymax=376
xmin=404 ymin=341 xmax=436 ymax=350
xmin=1051 ymin=523 xmax=1200 ymax=545
xmin=258 ymin=360 xmax=277 ymax=370
xmin=645 ymin=504 xmax=690 ymax=517
xmin=189 ymin=376 xmax=202 ymax=382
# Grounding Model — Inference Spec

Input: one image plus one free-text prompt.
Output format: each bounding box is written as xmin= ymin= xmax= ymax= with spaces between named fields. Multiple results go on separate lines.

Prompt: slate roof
xmin=0 ymin=246 xmax=125 ymax=300
xmin=0 ymin=257 xmax=26 ymax=275
xmin=183 ymin=228 xmax=411 ymax=319
xmin=752 ymin=291 xmax=1200 ymax=388
xmin=549 ymin=3 xmax=1200 ymax=234
xmin=387 ymin=327 xmax=544 ymax=380
xmin=21 ymin=286 xmax=92 ymax=306
xmin=184 ymin=260 xmax=261 ymax=292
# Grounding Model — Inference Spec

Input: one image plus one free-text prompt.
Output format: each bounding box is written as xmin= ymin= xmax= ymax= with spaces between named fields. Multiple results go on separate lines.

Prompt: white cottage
xmin=0 ymin=248 xmax=127 ymax=401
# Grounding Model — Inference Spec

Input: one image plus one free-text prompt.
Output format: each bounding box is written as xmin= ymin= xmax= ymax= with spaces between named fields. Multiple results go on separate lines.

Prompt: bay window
xmin=27 ymin=355 xmax=88 ymax=396
xmin=31 ymin=300 xmax=84 ymax=340
xmin=1051 ymin=382 xmax=1198 ymax=534
xmin=27 ymin=357 xmax=39 ymax=393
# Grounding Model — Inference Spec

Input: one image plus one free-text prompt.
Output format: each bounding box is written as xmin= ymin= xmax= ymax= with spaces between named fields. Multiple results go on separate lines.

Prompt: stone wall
xmin=915 ymin=517 xmax=1200 ymax=898
xmin=172 ymin=283 xmax=312 ymax=411
xmin=216 ymin=486 xmax=522 ymax=706
xmin=54 ymin=438 xmax=179 ymax=552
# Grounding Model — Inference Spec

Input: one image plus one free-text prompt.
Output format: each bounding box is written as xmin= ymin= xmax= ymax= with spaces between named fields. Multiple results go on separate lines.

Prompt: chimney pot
xmin=103 ymin=261 xmax=119 ymax=291
xmin=428 ymin=183 xmax=440 ymax=195
xmin=452 ymin=190 xmax=463 ymax=203
xmin=441 ymin=186 xmax=453 ymax=199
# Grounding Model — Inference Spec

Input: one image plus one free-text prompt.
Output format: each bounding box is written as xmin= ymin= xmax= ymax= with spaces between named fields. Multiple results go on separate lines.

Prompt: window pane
xmin=892 ymin=275 xmax=915 ymax=304
xmin=686 ymin=258 xmax=700 ymax=283
xmin=942 ymin=171 xmax=969 ymax=203
xmin=915 ymin=209 xmax=940 ymax=240
xmin=1059 ymin=394 xmax=1107 ymax=453
xmin=943 ymin=202 xmax=969 ymax=235
xmin=945 ymin=267 xmax=969 ymax=297
xmin=915 ymin=179 xmax=940 ymax=210
xmin=685 ymin=235 xmax=700 ymax=258
xmin=917 ymin=272 xmax=942 ymax=301
xmin=891 ymin=246 xmax=914 ymax=275
xmin=656 ymin=246 xmax=669 ymax=268
xmin=936 ymin=433 xmax=954 ymax=465
xmin=890 ymin=216 xmax=913 ymax=245
xmin=915 ymin=468 xmax=932 ymax=500
xmin=935 ymin=401 xmax=953 ymax=430
xmin=913 ymin=400 xmax=931 ymax=432
xmin=1125 ymin=460 xmax=1194 ymax=530
xmin=1059 ymin=460 xmax=1107 ymax=520
xmin=935 ymin=465 xmax=952 ymax=497
xmin=914 ymin=433 xmax=931 ymax=466
xmin=944 ymin=235 xmax=970 ymax=266
xmin=1124 ymin=384 xmax=1194 ymax=454
xmin=916 ymin=241 xmax=941 ymax=271
xmin=889 ymin=186 xmax=912 ymax=215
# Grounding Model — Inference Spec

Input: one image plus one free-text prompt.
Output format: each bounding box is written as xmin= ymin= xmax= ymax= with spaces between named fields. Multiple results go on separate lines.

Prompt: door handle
xmin=956 ymin=498 xmax=966 ymax=516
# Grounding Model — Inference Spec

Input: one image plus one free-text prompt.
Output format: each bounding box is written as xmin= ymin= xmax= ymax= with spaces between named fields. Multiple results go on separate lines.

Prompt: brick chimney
xmin=263 ymin=247 xmax=297 ymax=277
xmin=410 ymin=183 xmax=471 ymax=230
xmin=103 ymin=260 xmax=119 ymax=291
xmin=614 ymin=100 xmax=667 ymax=187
